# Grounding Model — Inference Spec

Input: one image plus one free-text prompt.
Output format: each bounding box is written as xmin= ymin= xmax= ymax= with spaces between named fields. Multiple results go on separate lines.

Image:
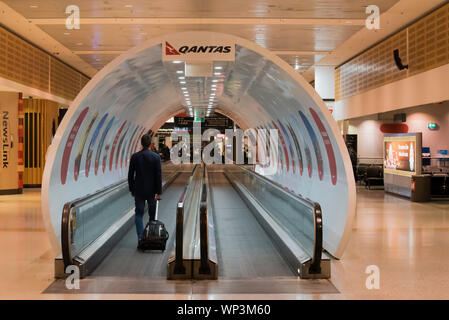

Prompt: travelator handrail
xmin=229 ymin=165 xmax=324 ymax=275
xmin=173 ymin=164 xmax=198 ymax=274
xmin=199 ymin=166 xmax=210 ymax=275
xmin=60 ymin=167 xmax=181 ymax=270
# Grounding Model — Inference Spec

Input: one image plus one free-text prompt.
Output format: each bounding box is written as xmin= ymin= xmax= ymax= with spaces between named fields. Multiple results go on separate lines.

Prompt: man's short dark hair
xmin=141 ymin=134 xmax=151 ymax=149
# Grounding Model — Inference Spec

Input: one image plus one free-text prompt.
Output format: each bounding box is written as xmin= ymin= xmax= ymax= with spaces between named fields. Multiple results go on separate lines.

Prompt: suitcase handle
xmin=152 ymin=200 xmax=159 ymax=221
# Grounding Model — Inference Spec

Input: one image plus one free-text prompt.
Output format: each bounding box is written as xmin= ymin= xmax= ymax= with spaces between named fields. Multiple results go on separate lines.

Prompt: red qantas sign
xmin=165 ymin=42 xmax=180 ymax=55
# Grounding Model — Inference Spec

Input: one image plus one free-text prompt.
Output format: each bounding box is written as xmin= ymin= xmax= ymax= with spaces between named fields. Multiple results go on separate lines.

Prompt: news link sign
xmin=162 ymin=36 xmax=235 ymax=62
xmin=1 ymin=109 xmax=10 ymax=169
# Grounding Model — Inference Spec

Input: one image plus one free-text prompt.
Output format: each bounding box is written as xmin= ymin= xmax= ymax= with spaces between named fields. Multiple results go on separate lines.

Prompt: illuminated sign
xmin=428 ymin=123 xmax=437 ymax=130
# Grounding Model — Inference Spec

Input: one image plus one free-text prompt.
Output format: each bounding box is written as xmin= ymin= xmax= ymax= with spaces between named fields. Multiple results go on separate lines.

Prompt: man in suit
xmin=128 ymin=134 xmax=162 ymax=246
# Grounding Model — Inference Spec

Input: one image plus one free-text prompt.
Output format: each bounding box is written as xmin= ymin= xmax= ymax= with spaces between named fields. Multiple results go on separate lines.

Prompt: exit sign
xmin=428 ymin=123 xmax=437 ymax=130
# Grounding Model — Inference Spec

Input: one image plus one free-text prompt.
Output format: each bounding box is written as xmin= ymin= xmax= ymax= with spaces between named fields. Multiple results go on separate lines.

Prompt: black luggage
xmin=138 ymin=200 xmax=169 ymax=251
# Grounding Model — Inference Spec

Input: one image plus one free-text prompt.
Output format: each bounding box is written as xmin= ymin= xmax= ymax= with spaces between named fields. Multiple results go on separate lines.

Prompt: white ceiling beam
xmin=30 ymin=17 xmax=365 ymax=26
xmin=73 ymin=50 xmax=330 ymax=56
xmin=74 ymin=51 xmax=124 ymax=55
xmin=271 ymin=50 xmax=331 ymax=55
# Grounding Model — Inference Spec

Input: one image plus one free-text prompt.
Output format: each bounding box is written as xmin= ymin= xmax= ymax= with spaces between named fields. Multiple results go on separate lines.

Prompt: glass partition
xmin=225 ymin=166 xmax=318 ymax=260
xmin=64 ymin=168 xmax=178 ymax=264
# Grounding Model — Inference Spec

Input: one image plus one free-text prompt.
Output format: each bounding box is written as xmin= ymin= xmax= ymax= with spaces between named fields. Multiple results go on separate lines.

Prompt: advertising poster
xmin=384 ymin=140 xmax=416 ymax=172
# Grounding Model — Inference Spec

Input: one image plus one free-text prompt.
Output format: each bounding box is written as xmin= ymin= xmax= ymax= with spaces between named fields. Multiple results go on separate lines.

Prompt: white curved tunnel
xmin=42 ymin=32 xmax=356 ymax=259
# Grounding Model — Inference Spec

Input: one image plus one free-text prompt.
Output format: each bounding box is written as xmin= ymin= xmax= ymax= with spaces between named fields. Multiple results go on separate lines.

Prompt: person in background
xmin=128 ymin=134 xmax=162 ymax=247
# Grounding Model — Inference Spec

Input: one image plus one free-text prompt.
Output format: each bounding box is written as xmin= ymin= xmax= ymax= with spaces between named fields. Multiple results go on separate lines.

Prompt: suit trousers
xmin=134 ymin=194 xmax=157 ymax=240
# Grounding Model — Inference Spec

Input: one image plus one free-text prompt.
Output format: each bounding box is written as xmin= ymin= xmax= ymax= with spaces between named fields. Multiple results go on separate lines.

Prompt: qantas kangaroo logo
xmin=165 ymin=41 xmax=232 ymax=56
xmin=165 ymin=42 xmax=180 ymax=55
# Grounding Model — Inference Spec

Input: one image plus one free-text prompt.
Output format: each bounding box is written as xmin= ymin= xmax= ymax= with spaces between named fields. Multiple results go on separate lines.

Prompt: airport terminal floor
xmin=0 ymin=167 xmax=448 ymax=299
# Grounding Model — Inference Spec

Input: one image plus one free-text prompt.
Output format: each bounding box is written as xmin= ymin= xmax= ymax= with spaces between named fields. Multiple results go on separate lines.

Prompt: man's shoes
xmin=137 ymin=239 xmax=143 ymax=250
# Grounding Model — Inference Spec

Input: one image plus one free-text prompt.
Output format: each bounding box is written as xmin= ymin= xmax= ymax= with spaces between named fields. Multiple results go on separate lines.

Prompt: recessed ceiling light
xmin=212 ymin=80 xmax=218 ymax=83
xmin=176 ymin=70 xmax=183 ymax=74
xmin=178 ymin=77 xmax=185 ymax=80
xmin=214 ymin=72 xmax=221 ymax=76
xmin=181 ymin=87 xmax=187 ymax=90
xmin=180 ymin=81 xmax=186 ymax=84
xmin=173 ymin=61 xmax=183 ymax=64
xmin=211 ymin=88 xmax=217 ymax=91
xmin=214 ymin=66 xmax=223 ymax=70
xmin=64 ymin=32 xmax=70 ymax=36
xmin=211 ymin=84 xmax=217 ymax=88
xmin=125 ymin=4 xmax=133 ymax=8
xmin=76 ymin=42 xmax=83 ymax=46
xmin=30 ymin=5 xmax=39 ymax=9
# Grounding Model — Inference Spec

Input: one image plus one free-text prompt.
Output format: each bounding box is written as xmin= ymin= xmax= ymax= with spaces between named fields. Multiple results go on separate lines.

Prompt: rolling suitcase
xmin=138 ymin=200 xmax=169 ymax=251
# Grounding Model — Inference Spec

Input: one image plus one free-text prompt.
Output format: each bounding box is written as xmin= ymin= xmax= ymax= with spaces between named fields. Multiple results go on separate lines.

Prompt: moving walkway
xmin=55 ymin=163 xmax=329 ymax=281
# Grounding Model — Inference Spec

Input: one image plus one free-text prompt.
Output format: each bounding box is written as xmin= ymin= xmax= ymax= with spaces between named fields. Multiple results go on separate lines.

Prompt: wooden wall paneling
xmin=335 ymin=2 xmax=449 ymax=101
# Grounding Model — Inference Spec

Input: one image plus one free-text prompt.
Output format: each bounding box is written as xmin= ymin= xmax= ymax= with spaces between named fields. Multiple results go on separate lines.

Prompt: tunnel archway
xmin=42 ymin=31 xmax=356 ymax=259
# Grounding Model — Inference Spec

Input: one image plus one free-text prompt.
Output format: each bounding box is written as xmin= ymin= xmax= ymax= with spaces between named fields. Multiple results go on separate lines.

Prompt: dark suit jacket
xmin=128 ymin=149 xmax=162 ymax=198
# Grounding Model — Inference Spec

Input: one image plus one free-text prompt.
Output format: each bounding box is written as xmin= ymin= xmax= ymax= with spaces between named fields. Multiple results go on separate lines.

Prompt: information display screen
xmin=384 ymin=140 xmax=416 ymax=172
xmin=383 ymin=133 xmax=422 ymax=177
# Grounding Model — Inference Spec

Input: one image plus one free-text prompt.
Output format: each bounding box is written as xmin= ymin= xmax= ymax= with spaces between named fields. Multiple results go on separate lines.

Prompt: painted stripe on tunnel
xmin=95 ymin=116 xmax=115 ymax=176
xmin=285 ymin=120 xmax=303 ymax=176
xmin=109 ymin=121 xmax=127 ymax=171
xmin=277 ymin=120 xmax=297 ymax=174
xmin=309 ymin=108 xmax=337 ymax=185
xmin=60 ymin=107 xmax=89 ymax=185
xmin=298 ymin=110 xmax=323 ymax=181
xmin=74 ymin=111 xmax=99 ymax=181
xmin=115 ymin=124 xmax=130 ymax=170
xmin=85 ymin=113 xmax=108 ymax=178
xmin=290 ymin=114 xmax=312 ymax=178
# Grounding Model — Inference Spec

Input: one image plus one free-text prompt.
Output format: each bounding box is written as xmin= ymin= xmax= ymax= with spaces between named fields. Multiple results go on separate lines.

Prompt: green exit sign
xmin=428 ymin=123 xmax=437 ymax=130
xmin=194 ymin=117 xmax=205 ymax=122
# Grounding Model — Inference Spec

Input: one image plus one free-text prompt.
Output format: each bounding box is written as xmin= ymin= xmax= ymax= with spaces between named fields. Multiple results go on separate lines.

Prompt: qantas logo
xmin=165 ymin=42 xmax=180 ymax=55
xmin=165 ymin=41 xmax=232 ymax=55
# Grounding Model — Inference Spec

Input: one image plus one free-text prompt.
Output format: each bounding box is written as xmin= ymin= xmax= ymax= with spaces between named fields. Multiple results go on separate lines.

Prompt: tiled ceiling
xmin=4 ymin=1 xmax=400 ymax=19
xmin=2 ymin=0 xmax=400 ymax=73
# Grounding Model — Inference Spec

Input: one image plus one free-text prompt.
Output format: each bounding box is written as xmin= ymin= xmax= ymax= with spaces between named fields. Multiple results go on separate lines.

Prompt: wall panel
xmin=23 ymin=99 xmax=59 ymax=186
xmin=0 ymin=26 xmax=89 ymax=101
xmin=336 ymin=2 xmax=449 ymax=101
